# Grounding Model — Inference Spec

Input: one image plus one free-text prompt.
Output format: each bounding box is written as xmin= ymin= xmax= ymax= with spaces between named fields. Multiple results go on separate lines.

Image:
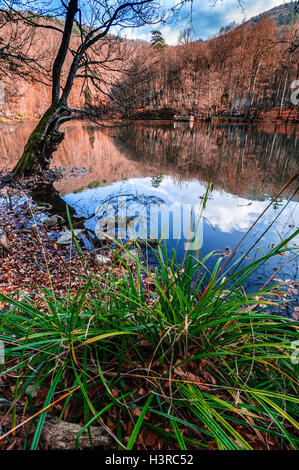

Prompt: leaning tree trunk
xmin=13 ymin=104 xmax=73 ymax=176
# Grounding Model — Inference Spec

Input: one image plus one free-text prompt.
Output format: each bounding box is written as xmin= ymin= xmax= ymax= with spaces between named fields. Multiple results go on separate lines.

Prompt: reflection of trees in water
xmin=113 ymin=123 xmax=299 ymax=199
xmin=151 ymin=175 xmax=164 ymax=188
xmin=96 ymin=191 xmax=165 ymax=216
xmin=33 ymin=180 xmax=165 ymax=227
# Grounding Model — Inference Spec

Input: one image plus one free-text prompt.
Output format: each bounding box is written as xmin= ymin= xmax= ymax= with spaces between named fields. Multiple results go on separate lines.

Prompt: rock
xmin=94 ymin=254 xmax=111 ymax=266
xmin=41 ymin=418 xmax=111 ymax=450
xmin=97 ymin=215 xmax=137 ymax=227
xmin=95 ymin=215 xmax=137 ymax=240
xmin=0 ymin=406 xmax=110 ymax=449
xmin=43 ymin=215 xmax=65 ymax=227
xmin=56 ymin=229 xmax=84 ymax=246
xmin=116 ymin=215 xmax=137 ymax=227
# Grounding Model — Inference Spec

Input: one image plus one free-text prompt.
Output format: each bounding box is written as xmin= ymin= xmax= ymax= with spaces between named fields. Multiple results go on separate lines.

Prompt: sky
xmin=125 ymin=0 xmax=288 ymax=45
xmin=5 ymin=0 xmax=289 ymax=45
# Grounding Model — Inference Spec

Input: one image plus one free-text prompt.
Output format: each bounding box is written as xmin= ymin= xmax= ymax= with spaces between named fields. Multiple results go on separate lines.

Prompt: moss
xmin=89 ymin=136 xmax=95 ymax=148
xmin=14 ymin=104 xmax=61 ymax=174
xmin=128 ymin=108 xmax=175 ymax=120
xmin=73 ymin=187 xmax=86 ymax=194
xmin=51 ymin=133 xmax=63 ymax=142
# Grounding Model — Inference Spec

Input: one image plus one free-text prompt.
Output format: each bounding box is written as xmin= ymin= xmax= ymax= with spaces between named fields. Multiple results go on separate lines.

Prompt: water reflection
xmin=0 ymin=121 xmax=153 ymax=194
xmin=1 ymin=121 xmax=298 ymax=198
xmin=0 ymin=120 xmax=298 ymax=294
xmin=112 ymin=122 xmax=299 ymax=199
xmin=62 ymin=122 xmax=298 ymax=303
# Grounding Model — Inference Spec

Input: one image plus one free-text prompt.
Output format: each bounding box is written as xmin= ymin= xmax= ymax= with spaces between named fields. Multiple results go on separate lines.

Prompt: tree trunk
xmin=13 ymin=104 xmax=73 ymax=176
xmin=278 ymin=53 xmax=292 ymax=119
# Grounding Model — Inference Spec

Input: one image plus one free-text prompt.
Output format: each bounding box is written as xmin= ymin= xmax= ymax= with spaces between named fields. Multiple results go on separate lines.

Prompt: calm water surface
xmin=1 ymin=120 xmax=298 ymax=309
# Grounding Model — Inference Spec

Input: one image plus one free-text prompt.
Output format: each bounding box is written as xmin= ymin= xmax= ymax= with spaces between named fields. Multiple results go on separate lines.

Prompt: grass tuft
xmin=0 ymin=229 xmax=298 ymax=450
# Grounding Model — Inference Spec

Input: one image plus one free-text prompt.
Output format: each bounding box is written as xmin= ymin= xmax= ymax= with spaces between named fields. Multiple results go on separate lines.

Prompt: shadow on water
xmin=30 ymin=183 xmax=85 ymax=228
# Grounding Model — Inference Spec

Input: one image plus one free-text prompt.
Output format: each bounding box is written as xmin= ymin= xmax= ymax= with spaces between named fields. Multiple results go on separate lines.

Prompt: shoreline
xmin=1 ymin=116 xmax=299 ymax=125
xmin=0 ymin=178 xmax=297 ymax=317
xmin=0 ymin=180 xmax=298 ymax=451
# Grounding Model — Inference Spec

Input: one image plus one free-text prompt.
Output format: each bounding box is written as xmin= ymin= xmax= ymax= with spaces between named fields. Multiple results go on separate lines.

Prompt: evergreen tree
xmin=151 ymin=30 xmax=167 ymax=52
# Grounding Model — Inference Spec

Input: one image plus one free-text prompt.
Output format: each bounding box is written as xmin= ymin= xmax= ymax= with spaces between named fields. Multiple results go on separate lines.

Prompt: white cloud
xmin=223 ymin=0 xmax=286 ymax=24
xmin=122 ymin=24 xmax=181 ymax=45
xmin=64 ymin=175 xmax=299 ymax=240
xmin=160 ymin=25 xmax=181 ymax=45
xmin=121 ymin=0 xmax=289 ymax=44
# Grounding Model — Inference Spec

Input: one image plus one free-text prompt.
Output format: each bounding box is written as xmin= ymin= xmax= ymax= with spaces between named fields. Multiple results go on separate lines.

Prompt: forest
xmin=114 ymin=11 xmax=299 ymax=119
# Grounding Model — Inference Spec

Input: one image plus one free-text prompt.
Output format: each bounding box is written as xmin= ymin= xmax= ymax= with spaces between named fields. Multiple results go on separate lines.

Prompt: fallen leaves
xmin=0 ymin=189 xmax=103 ymax=297
xmin=174 ymin=365 xmax=211 ymax=392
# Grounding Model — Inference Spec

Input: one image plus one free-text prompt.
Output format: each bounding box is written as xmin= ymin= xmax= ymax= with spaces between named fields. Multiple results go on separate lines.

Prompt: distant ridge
xmin=246 ymin=1 xmax=298 ymax=27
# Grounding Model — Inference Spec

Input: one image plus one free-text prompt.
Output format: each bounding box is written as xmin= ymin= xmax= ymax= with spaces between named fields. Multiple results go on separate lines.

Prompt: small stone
xmin=56 ymin=229 xmax=84 ymax=245
xmin=0 ymin=227 xmax=9 ymax=250
xmin=44 ymin=215 xmax=65 ymax=227
xmin=94 ymin=254 xmax=111 ymax=266
xmin=95 ymin=215 xmax=137 ymax=240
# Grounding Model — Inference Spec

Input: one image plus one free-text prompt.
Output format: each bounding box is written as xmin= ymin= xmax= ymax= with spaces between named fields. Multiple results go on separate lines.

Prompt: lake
xmin=1 ymin=120 xmax=298 ymax=312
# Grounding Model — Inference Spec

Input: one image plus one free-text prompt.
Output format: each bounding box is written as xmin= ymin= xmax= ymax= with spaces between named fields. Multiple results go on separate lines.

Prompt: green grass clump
xmin=0 ymin=231 xmax=298 ymax=450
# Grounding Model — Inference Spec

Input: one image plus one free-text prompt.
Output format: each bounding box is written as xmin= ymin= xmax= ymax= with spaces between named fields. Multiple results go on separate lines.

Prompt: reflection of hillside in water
xmin=112 ymin=123 xmax=299 ymax=200
xmin=0 ymin=121 xmax=298 ymax=198
xmin=0 ymin=121 xmax=154 ymax=193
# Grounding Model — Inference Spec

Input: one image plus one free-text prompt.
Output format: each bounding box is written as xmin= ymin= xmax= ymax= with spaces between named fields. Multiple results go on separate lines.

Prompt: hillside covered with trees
xmin=0 ymin=2 xmax=298 ymax=123
xmin=114 ymin=3 xmax=299 ymax=120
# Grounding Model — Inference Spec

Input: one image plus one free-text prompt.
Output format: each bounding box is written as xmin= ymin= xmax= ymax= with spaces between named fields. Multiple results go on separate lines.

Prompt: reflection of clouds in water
xmin=205 ymin=199 xmax=263 ymax=233
xmin=139 ymin=178 xmax=266 ymax=233
xmin=205 ymin=194 xmax=299 ymax=245
xmin=63 ymin=175 xmax=299 ymax=241
xmin=64 ymin=180 xmax=137 ymax=217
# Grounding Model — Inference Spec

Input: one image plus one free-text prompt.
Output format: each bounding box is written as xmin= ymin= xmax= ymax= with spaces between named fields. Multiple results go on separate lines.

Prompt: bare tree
xmin=0 ymin=0 xmax=185 ymax=176
xmin=114 ymin=9 xmax=299 ymax=122
xmin=0 ymin=9 xmax=49 ymax=87
xmin=278 ymin=26 xmax=299 ymax=117
xmin=0 ymin=0 xmax=262 ymax=176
